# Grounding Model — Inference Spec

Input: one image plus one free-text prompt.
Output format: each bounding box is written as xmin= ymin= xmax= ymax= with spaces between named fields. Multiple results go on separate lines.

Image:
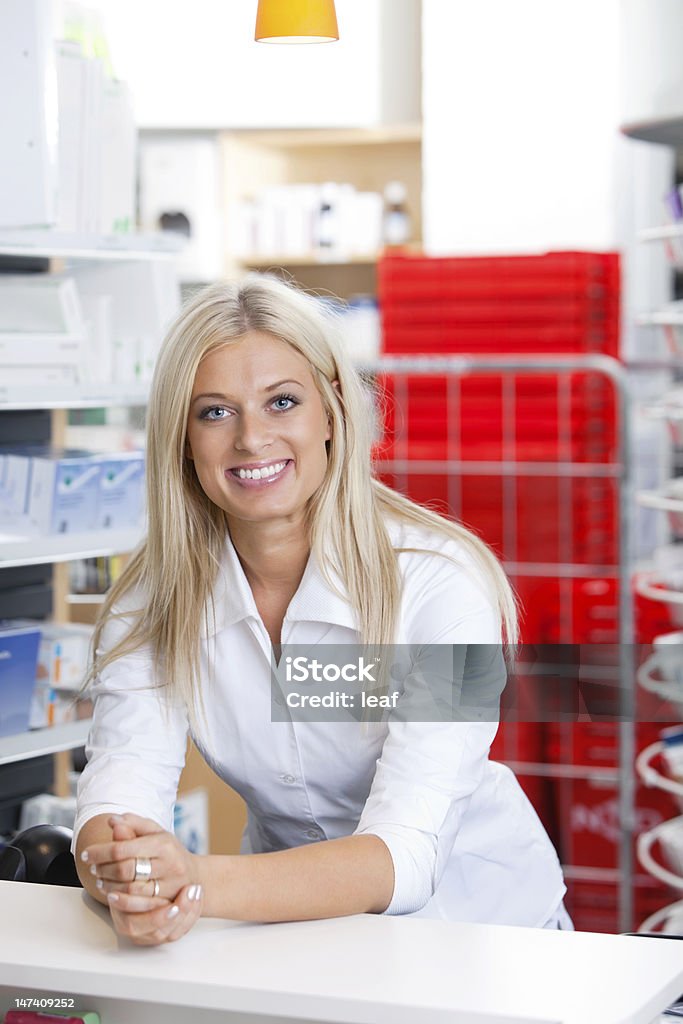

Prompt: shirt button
xmin=305 ymin=828 xmax=322 ymax=840
xmin=280 ymin=774 xmax=296 ymax=784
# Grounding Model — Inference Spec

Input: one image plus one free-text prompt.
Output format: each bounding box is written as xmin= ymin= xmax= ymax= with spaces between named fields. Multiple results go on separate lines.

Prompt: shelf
xmin=0 ymin=528 xmax=143 ymax=568
xmin=239 ymin=252 xmax=381 ymax=268
xmin=638 ymin=224 xmax=683 ymax=243
xmin=66 ymin=593 xmax=107 ymax=605
xmin=0 ymin=230 xmax=185 ymax=262
xmin=621 ymin=116 xmax=683 ymax=148
xmin=636 ymin=310 xmax=683 ymax=326
xmin=0 ymin=718 xmax=91 ymax=766
xmin=0 ymin=383 xmax=149 ymax=410
xmin=505 ymin=760 xmax=619 ymax=782
xmin=223 ymin=124 xmax=422 ymax=149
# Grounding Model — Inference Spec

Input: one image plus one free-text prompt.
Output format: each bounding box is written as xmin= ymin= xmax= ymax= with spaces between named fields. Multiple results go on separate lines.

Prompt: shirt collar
xmin=202 ymin=533 xmax=358 ymax=637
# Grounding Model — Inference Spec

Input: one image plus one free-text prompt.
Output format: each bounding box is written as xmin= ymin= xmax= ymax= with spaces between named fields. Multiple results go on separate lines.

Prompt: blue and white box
xmin=0 ymin=622 xmax=41 ymax=738
xmin=27 ymin=448 xmax=101 ymax=534
xmin=98 ymin=451 xmax=145 ymax=529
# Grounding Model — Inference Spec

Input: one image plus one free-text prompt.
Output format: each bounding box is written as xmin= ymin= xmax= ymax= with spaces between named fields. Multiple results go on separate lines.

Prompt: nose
xmin=233 ymin=408 xmax=273 ymax=454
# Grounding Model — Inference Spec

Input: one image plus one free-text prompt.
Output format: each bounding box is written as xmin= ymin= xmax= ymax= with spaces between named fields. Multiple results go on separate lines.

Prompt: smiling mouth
xmin=227 ymin=459 xmax=292 ymax=483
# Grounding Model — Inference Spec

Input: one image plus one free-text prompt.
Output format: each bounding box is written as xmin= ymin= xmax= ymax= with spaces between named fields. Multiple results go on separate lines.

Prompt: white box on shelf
xmin=26 ymin=449 xmax=101 ymax=535
xmin=100 ymin=78 xmax=136 ymax=236
xmin=0 ymin=336 xmax=83 ymax=367
xmin=0 ymin=275 xmax=85 ymax=335
xmin=55 ymin=40 xmax=87 ymax=235
xmin=0 ymin=452 xmax=31 ymax=527
xmin=79 ymin=292 xmax=114 ymax=386
xmin=0 ymin=0 xmax=58 ymax=228
xmin=98 ymin=451 xmax=145 ymax=529
xmin=71 ymin=260 xmax=180 ymax=384
xmin=0 ymin=365 xmax=80 ymax=391
xmin=26 ymin=620 xmax=93 ymax=729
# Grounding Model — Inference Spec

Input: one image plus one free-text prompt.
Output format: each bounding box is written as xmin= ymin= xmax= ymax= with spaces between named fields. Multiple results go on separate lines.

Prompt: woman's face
xmin=185 ymin=331 xmax=331 ymax=530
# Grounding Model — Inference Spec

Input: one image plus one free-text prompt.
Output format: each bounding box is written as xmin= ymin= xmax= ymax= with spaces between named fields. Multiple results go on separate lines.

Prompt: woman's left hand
xmin=82 ymin=813 xmax=200 ymax=904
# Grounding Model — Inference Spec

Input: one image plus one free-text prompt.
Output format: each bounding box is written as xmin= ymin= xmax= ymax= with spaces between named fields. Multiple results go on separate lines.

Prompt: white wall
xmin=620 ymin=0 xmax=683 ymax=128
xmin=84 ymin=0 xmax=420 ymax=130
xmin=422 ymin=0 xmax=622 ymax=254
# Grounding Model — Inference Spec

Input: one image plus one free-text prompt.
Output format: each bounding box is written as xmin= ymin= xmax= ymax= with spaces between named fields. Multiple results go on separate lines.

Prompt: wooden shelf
xmin=226 ymin=123 xmax=422 ymax=149
xmin=240 ymin=252 xmax=381 ymax=268
xmin=0 ymin=719 xmax=91 ymax=766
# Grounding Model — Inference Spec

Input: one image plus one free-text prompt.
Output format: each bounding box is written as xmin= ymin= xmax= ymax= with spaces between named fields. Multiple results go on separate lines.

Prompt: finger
xmin=89 ymin=858 xmax=140 ymax=884
xmin=95 ymin=877 xmax=163 ymax=898
xmin=165 ymin=885 xmax=203 ymax=943
xmin=110 ymin=819 xmax=137 ymax=843
xmin=107 ymin=891 xmax=169 ymax=914
xmin=82 ymin=834 xmax=165 ymax=867
xmin=110 ymin=893 xmax=189 ymax=945
xmin=116 ymin=813 xmax=166 ymax=836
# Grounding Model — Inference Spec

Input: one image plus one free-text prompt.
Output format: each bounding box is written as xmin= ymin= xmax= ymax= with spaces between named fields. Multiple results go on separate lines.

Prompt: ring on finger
xmin=133 ymin=856 xmax=153 ymax=882
xmin=149 ymin=878 xmax=160 ymax=898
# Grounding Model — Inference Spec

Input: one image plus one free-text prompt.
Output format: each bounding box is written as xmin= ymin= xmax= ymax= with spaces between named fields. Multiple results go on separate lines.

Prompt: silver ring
xmin=152 ymin=878 xmax=160 ymax=898
xmin=133 ymin=856 xmax=152 ymax=882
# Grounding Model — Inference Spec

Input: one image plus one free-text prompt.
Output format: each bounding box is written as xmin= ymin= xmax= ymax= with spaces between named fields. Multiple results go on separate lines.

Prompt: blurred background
xmin=2 ymin=0 xmax=683 ymax=936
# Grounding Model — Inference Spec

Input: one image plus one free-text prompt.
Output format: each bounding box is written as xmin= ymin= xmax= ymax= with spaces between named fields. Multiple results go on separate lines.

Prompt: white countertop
xmin=1 ymin=881 xmax=682 ymax=1024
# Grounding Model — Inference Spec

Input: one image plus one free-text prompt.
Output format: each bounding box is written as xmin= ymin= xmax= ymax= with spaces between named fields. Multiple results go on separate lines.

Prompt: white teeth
xmin=236 ymin=461 xmax=287 ymax=480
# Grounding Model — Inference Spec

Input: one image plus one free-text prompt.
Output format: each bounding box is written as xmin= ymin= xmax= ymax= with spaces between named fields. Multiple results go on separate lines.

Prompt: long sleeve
xmin=72 ymin=603 xmax=189 ymax=849
xmin=353 ymin=542 xmax=504 ymax=915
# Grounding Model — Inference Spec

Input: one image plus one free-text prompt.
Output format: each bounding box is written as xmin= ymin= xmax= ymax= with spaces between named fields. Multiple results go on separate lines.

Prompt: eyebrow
xmin=192 ymin=380 xmax=305 ymax=404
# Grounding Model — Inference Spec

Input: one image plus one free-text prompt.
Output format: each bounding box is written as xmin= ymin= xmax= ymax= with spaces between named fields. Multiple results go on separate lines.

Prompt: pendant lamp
xmin=255 ymin=0 xmax=339 ymax=44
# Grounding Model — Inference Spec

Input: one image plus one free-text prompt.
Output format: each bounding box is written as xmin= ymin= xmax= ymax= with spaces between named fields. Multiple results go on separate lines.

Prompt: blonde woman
xmin=75 ymin=275 xmax=569 ymax=945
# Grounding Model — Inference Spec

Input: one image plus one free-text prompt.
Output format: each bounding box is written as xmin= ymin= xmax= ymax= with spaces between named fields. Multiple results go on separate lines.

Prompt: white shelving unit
xmin=0 ymin=235 xmax=176 ymax=775
xmin=0 ymin=720 xmax=92 ymax=767
xmin=0 ymin=528 xmax=143 ymax=570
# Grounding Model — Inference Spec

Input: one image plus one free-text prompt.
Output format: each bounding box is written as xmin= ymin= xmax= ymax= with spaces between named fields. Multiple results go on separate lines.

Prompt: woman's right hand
xmin=107 ymin=883 xmax=203 ymax=945
xmin=105 ymin=816 xmax=203 ymax=945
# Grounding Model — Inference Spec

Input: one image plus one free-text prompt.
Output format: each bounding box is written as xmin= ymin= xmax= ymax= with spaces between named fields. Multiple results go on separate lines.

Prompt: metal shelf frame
xmin=362 ymin=352 xmax=635 ymax=930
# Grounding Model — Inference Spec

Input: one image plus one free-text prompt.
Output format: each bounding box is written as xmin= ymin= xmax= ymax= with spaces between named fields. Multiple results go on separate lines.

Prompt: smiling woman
xmin=72 ymin=273 xmax=570 ymax=946
xmin=185 ymin=334 xmax=331 ymax=532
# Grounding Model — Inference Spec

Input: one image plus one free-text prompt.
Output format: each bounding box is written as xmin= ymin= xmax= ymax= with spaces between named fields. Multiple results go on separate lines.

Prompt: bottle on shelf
xmin=382 ymin=180 xmax=411 ymax=248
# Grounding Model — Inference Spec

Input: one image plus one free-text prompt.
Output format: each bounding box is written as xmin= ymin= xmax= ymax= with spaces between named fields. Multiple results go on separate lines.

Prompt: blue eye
xmin=271 ymin=393 xmax=299 ymax=411
xmin=199 ymin=406 xmax=229 ymax=421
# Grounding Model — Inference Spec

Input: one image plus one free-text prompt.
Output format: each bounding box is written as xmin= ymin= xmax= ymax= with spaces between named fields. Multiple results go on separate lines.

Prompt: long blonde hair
xmin=88 ymin=275 xmax=517 ymax=727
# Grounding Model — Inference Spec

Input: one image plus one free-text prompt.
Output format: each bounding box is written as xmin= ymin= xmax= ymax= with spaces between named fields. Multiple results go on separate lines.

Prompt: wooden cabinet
xmin=220 ymin=124 xmax=422 ymax=300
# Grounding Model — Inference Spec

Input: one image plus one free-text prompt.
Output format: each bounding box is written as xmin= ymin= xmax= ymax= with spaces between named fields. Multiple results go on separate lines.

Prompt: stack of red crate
xmin=375 ymin=250 xmax=677 ymax=930
xmin=379 ymin=251 xmax=620 ymax=357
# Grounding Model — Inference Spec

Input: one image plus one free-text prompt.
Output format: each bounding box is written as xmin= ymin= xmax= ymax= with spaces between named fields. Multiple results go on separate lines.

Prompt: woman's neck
xmin=227 ymin=518 xmax=311 ymax=595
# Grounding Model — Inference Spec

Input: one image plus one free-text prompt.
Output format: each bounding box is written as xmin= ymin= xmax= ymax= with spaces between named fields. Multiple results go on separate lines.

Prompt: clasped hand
xmin=82 ymin=813 xmax=202 ymax=945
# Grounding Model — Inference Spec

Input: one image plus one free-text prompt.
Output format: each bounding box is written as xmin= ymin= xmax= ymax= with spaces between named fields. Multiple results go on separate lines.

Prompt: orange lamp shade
xmin=255 ymin=0 xmax=339 ymax=43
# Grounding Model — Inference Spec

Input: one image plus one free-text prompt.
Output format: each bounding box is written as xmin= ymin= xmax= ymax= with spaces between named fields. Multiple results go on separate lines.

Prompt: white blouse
xmin=74 ymin=519 xmax=566 ymax=927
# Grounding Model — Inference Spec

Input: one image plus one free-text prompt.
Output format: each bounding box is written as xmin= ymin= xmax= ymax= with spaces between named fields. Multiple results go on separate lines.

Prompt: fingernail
xmin=80 ymin=851 xmax=89 ymax=863
xmin=90 ymin=865 xmax=97 ymax=876
xmin=193 ymin=885 xmax=203 ymax=902
xmin=187 ymin=885 xmax=198 ymax=901
xmin=109 ymin=814 xmax=125 ymax=824
xmin=167 ymin=905 xmax=180 ymax=919
xmin=95 ymin=879 xmax=104 ymax=890
xmin=107 ymin=892 xmax=119 ymax=903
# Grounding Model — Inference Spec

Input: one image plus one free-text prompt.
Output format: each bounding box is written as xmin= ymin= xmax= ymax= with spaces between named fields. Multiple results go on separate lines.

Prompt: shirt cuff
xmin=355 ymin=824 xmax=436 ymax=915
